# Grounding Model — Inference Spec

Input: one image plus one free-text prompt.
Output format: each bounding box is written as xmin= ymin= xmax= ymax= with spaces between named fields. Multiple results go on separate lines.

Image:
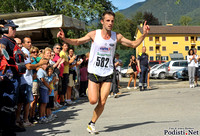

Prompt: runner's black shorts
xmin=88 ymin=73 xmax=113 ymax=83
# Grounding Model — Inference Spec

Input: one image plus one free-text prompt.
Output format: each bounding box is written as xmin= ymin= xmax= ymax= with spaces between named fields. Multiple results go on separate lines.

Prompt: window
xmin=162 ymin=37 xmax=166 ymax=41
xmin=149 ymin=46 xmax=154 ymax=51
xmin=185 ymin=37 xmax=188 ymax=41
xmin=162 ymin=46 xmax=166 ymax=51
xmin=180 ymin=61 xmax=188 ymax=67
xmin=155 ymin=37 xmax=159 ymax=41
xmin=173 ymin=42 xmax=178 ymax=45
xmin=150 ymin=56 xmax=154 ymax=61
xmin=161 ymin=56 xmax=168 ymax=61
xmin=197 ymin=37 xmax=200 ymax=41
xmin=149 ymin=37 xmax=153 ymax=41
xmin=198 ymin=46 xmax=200 ymax=51
xmin=185 ymin=46 xmax=189 ymax=51
xmin=172 ymin=62 xmax=179 ymax=66
xmin=191 ymin=36 xmax=195 ymax=40
xmin=173 ymin=51 xmax=178 ymax=54
xmin=156 ymin=56 xmax=160 ymax=61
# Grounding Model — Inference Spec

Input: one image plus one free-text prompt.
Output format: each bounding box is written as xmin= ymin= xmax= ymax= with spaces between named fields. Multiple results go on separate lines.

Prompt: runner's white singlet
xmin=88 ymin=29 xmax=117 ymax=76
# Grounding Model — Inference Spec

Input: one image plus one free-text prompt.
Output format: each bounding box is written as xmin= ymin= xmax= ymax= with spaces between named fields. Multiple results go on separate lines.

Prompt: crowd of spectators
xmin=0 ymin=20 xmax=89 ymax=136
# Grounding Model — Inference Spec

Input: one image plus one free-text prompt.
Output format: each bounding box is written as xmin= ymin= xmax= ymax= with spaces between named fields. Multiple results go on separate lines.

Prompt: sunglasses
xmin=11 ymin=27 xmax=16 ymax=30
xmin=56 ymin=47 xmax=61 ymax=49
xmin=51 ymin=54 xmax=55 ymax=56
xmin=32 ymin=51 xmax=38 ymax=54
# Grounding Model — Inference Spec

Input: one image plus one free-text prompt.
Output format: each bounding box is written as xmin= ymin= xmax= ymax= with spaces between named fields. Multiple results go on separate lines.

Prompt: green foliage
xmin=143 ymin=12 xmax=161 ymax=25
xmin=0 ymin=0 xmax=116 ymax=24
xmin=116 ymin=50 xmax=135 ymax=67
xmin=179 ymin=16 xmax=192 ymax=26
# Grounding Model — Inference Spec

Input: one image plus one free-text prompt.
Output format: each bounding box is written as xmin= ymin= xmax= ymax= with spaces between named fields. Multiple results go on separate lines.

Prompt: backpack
xmin=0 ymin=37 xmax=26 ymax=75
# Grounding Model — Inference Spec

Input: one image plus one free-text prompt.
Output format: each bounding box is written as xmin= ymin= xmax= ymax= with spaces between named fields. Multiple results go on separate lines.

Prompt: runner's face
xmin=101 ymin=14 xmax=114 ymax=31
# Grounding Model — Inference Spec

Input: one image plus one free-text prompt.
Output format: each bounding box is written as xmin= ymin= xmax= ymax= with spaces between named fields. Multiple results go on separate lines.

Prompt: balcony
xmin=155 ymin=40 xmax=161 ymax=46
xmin=156 ymin=49 xmax=161 ymax=56
xmin=191 ymin=40 xmax=196 ymax=45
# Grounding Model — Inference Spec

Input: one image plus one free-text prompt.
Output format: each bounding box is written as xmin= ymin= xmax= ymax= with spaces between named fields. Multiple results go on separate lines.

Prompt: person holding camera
xmin=0 ymin=20 xmax=23 ymax=136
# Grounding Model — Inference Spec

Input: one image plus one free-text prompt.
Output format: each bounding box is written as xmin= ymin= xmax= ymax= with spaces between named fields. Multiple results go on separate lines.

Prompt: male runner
xmin=57 ymin=11 xmax=150 ymax=134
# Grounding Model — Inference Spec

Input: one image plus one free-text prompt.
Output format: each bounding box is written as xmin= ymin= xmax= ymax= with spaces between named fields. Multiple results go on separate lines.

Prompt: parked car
xmin=150 ymin=64 xmax=160 ymax=70
xmin=165 ymin=60 xmax=188 ymax=79
xmin=150 ymin=63 xmax=167 ymax=79
xmin=175 ymin=67 xmax=188 ymax=80
xmin=175 ymin=64 xmax=200 ymax=80
xmin=149 ymin=60 xmax=165 ymax=67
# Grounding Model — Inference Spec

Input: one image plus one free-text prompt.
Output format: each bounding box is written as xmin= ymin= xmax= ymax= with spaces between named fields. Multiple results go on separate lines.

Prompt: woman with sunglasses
xmin=29 ymin=46 xmax=40 ymax=124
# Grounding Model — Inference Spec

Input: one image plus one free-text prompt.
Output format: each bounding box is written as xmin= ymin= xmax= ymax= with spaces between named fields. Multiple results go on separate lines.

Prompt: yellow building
xmin=135 ymin=25 xmax=200 ymax=61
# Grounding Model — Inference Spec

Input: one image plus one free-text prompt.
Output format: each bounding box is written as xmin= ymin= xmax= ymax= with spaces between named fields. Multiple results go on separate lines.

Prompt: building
xmin=135 ymin=24 xmax=200 ymax=61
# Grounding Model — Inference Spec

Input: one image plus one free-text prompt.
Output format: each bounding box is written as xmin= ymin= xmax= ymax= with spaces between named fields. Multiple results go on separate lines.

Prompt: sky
xmin=111 ymin=0 xmax=145 ymax=10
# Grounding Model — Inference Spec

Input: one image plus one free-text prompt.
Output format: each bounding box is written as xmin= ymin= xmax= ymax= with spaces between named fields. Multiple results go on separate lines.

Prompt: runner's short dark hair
xmin=101 ymin=11 xmax=115 ymax=20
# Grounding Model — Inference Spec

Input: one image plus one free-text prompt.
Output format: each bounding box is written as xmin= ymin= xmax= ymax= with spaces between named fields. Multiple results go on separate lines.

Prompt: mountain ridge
xmin=119 ymin=0 xmax=200 ymax=25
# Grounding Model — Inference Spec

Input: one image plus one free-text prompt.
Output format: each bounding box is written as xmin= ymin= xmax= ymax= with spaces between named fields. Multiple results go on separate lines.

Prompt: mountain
xmin=120 ymin=0 xmax=200 ymax=25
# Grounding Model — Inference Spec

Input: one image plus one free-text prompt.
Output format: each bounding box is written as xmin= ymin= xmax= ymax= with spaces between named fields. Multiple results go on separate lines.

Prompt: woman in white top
xmin=187 ymin=49 xmax=197 ymax=88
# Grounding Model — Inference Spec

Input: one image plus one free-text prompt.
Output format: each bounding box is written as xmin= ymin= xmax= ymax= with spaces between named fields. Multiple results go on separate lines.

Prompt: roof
xmin=138 ymin=25 xmax=200 ymax=34
xmin=13 ymin=14 xmax=85 ymax=31
xmin=0 ymin=10 xmax=47 ymax=20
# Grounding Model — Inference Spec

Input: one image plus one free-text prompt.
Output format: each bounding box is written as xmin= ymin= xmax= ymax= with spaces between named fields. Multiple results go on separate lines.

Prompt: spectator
xmin=29 ymin=46 xmax=40 ymax=124
xmin=49 ymin=51 xmax=63 ymax=108
xmin=193 ymin=48 xmax=199 ymax=87
xmin=52 ymin=43 xmax=64 ymax=105
xmin=137 ymin=46 xmax=150 ymax=91
xmin=16 ymin=36 xmax=48 ymax=127
xmin=68 ymin=48 xmax=82 ymax=104
xmin=37 ymin=60 xmax=51 ymax=124
xmin=114 ymin=53 xmax=123 ymax=88
xmin=59 ymin=43 xmax=70 ymax=105
xmin=46 ymin=66 xmax=57 ymax=121
xmin=79 ymin=54 xmax=88 ymax=97
xmin=0 ymin=20 xmax=24 ymax=135
xmin=187 ymin=49 xmax=196 ymax=88
xmin=14 ymin=38 xmax=22 ymax=49
xmin=127 ymin=55 xmax=138 ymax=90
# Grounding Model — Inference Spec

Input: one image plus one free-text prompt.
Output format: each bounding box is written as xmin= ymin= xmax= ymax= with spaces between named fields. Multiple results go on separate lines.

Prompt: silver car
xmin=165 ymin=60 xmax=188 ymax=79
xmin=150 ymin=63 xmax=167 ymax=79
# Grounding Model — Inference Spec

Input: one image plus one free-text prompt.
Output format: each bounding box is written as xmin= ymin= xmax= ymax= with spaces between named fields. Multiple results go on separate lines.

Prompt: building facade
xmin=135 ymin=25 xmax=200 ymax=61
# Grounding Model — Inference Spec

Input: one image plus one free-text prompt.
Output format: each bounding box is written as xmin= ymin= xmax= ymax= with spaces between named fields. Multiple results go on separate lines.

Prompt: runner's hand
xmin=143 ymin=21 xmax=150 ymax=36
xmin=57 ymin=28 xmax=65 ymax=40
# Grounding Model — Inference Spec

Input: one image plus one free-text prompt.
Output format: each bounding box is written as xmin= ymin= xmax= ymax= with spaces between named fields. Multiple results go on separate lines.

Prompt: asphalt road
xmin=17 ymin=78 xmax=200 ymax=136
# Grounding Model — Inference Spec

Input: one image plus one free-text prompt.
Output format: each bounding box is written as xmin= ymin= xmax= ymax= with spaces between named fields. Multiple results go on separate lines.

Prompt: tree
xmin=179 ymin=16 xmax=192 ymax=26
xmin=0 ymin=0 xmax=116 ymax=24
xmin=143 ymin=12 xmax=161 ymax=25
